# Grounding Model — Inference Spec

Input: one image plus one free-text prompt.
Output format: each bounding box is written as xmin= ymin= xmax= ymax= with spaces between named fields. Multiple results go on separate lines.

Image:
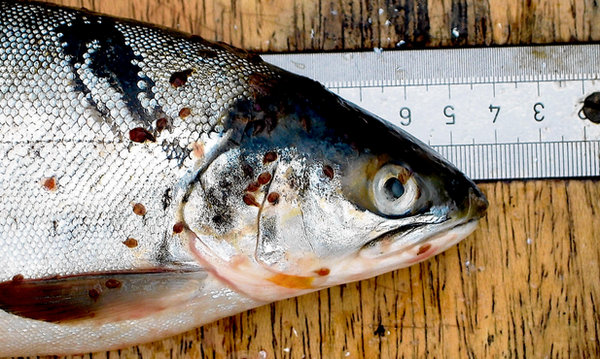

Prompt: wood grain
xmin=16 ymin=0 xmax=600 ymax=358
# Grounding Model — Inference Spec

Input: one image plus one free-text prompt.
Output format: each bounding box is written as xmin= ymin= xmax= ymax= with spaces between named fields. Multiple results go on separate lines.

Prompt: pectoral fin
xmin=0 ymin=268 xmax=207 ymax=323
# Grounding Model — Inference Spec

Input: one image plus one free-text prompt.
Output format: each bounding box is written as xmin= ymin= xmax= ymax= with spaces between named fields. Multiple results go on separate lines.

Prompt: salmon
xmin=0 ymin=1 xmax=487 ymax=355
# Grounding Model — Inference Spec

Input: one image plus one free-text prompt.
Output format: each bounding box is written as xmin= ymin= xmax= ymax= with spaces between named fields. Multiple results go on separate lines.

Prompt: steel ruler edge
xmin=262 ymin=44 xmax=600 ymax=181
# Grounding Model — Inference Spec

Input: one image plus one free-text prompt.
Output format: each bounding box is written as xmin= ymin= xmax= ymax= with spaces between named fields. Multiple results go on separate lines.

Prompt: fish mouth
xmin=360 ymin=187 xmax=488 ymax=257
xmin=359 ymin=217 xmax=457 ymax=259
xmin=361 ymin=184 xmax=487 ymax=260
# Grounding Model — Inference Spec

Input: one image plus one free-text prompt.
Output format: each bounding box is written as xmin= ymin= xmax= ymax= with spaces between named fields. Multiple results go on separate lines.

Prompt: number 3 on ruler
xmin=444 ymin=105 xmax=455 ymax=124
xmin=533 ymin=102 xmax=545 ymax=122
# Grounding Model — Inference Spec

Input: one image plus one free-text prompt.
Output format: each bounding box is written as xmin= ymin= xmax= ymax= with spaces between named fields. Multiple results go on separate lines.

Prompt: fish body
xmin=0 ymin=1 xmax=487 ymax=356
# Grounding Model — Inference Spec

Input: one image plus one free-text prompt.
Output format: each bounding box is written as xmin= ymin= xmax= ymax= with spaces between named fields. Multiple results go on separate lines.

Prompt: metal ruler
xmin=263 ymin=45 xmax=600 ymax=180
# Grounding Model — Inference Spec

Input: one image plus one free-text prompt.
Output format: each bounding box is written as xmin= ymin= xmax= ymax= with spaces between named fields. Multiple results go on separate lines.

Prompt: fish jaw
xmin=186 ymin=217 xmax=481 ymax=303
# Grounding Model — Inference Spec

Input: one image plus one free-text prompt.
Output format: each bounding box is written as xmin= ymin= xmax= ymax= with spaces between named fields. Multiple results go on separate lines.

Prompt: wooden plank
xmin=12 ymin=0 xmax=600 ymax=358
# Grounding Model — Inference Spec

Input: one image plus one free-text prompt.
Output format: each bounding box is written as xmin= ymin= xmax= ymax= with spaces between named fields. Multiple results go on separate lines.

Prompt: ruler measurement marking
xmin=321 ymin=77 xmax=598 ymax=90
xmin=428 ymin=140 xmax=600 ymax=179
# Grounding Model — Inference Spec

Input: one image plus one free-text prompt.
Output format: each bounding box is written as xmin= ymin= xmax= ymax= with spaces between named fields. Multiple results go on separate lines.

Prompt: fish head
xmin=182 ymin=72 xmax=487 ymax=301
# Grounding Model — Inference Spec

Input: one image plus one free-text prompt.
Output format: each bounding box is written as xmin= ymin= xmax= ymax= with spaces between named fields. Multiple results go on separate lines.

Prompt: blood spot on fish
xmin=323 ymin=165 xmax=334 ymax=180
xmin=179 ymin=107 xmax=192 ymax=118
xmin=129 ymin=127 xmax=156 ymax=143
xmin=417 ymin=243 xmax=431 ymax=255
xmin=11 ymin=274 xmax=24 ymax=283
xmin=173 ymin=222 xmax=185 ymax=234
xmin=314 ymin=268 xmax=330 ymax=276
xmin=88 ymin=288 xmax=100 ymax=301
xmin=156 ymin=118 xmax=169 ymax=132
xmin=258 ymin=172 xmax=272 ymax=185
xmin=42 ymin=176 xmax=57 ymax=191
xmin=243 ymin=193 xmax=260 ymax=207
xmin=263 ymin=151 xmax=278 ymax=163
xmin=191 ymin=141 xmax=204 ymax=158
xmin=267 ymin=192 xmax=280 ymax=204
xmin=246 ymin=181 xmax=260 ymax=192
xmin=132 ymin=203 xmax=146 ymax=216
xmin=169 ymin=69 xmax=194 ymax=88
xmin=122 ymin=238 xmax=138 ymax=248
xmin=105 ymin=279 xmax=122 ymax=289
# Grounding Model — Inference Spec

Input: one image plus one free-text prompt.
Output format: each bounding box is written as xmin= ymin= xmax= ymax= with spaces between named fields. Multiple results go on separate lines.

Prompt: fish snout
xmin=466 ymin=186 xmax=488 ymax=220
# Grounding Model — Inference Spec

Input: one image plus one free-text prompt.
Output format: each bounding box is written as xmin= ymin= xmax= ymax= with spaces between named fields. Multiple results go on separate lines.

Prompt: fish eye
xmin=371 ymin=164 xmax=419 ymax=216
xmin=383 ymin=177 xmax=405 ymax=200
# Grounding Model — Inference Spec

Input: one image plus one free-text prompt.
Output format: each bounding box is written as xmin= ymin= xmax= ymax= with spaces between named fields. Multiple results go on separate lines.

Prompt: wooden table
xmin=27 ymin=1 xmax=600 ymax=358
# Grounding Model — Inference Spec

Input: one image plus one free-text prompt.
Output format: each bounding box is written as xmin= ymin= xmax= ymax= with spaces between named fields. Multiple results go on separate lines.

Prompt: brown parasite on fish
xmin=0 ymin=1 xmax=487 ymax=356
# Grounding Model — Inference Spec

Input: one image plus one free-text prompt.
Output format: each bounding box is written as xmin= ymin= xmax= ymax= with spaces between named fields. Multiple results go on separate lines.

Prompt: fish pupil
xmin=384 ymin=177 xmax=405 ymax=200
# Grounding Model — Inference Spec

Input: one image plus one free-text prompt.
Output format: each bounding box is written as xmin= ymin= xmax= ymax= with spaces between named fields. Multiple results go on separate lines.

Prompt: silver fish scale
xmin=0 ymin=1 xmax=275 ymax=281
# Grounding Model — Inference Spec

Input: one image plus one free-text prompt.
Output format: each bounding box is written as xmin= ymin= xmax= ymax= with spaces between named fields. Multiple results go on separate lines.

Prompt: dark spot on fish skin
xmin=169 ymin=69 xmax=194 ymax=88
xmin=267 ymin=192 xmax=280 ymax=204
xmin=132 ymin=203 xmax=146 ymax=216
xmin=219 ymin=179 xmax=233 ymax=190
xmin=105 ymin=279 xmax=122 ymax=289
xmin=162 ymin=188 xmax=172 ymax=211
xmin=314 ymin=268 xmax=330 ymax=276
xmin=246 ymin=181 xmax=260 ymax=192
xmin=241 ymin=163 xmax=254 ymax=178
xmin=179 ymin=107 xmax=192 ymax=118
xmin=156 ymin=118 xmax=169 ymax=132
xmin=258 ymin=172 xmax=272 ymax=185
xmin=374 ymin=323 xmax=386 ymax=337
xmin=248 ymin=73 xmax=277 ymax=98
xmin=56 ymin=15 xmax=158 ymax=126
xmin=129 ymin=128 xmax=156 ymax=143
xmin=323 ymin=165 xmax=334 ymax=180
xmin=161 ymin=139 xmax=191 ymax=168
xmin=154 ymin=233 xmax=172 ymax=264
xmin=196 ymin=49 xmax=218 ymax=58
xmin=263 ymin=151 xmax=278 ymax=163
xmin=243 ymin=193 xmax=260 ymax=207
xmin=11 ymin=274 xmax=24 ymax=283
xmin=417 ymin=243 xmax=431 ymax=255
xmin=173 ymin=222 xmax=185 ymax=234
xmin=42 ymin=177 xmax=57 ymax=191
xmin=122 ymin=238 xmax=138 ymax=248
xmin=88 ymin=288 xmax=100 ymax=301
